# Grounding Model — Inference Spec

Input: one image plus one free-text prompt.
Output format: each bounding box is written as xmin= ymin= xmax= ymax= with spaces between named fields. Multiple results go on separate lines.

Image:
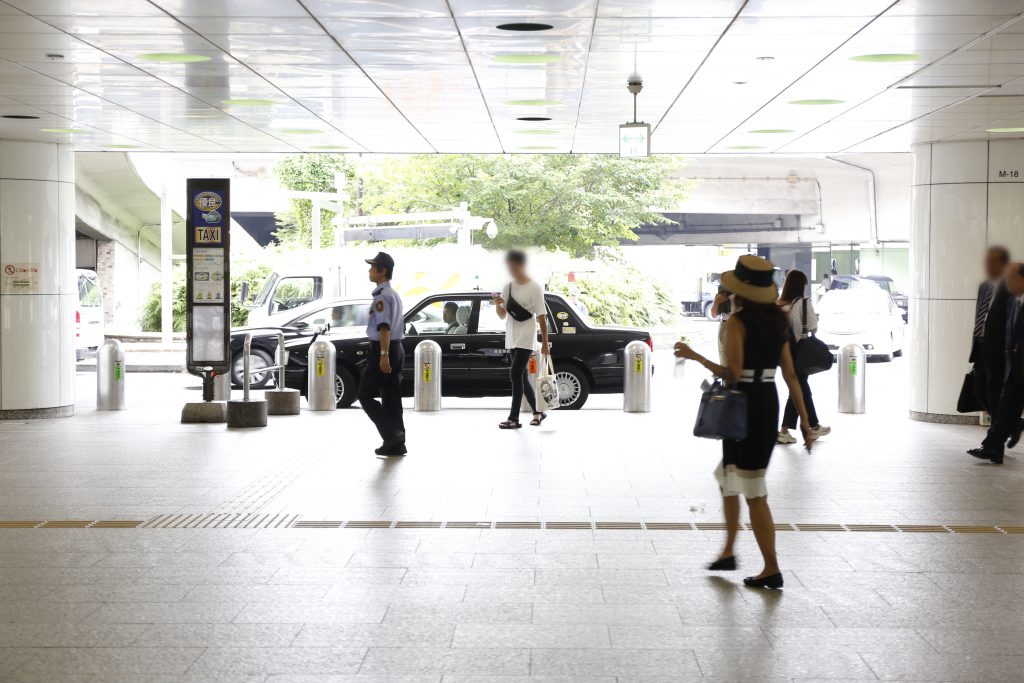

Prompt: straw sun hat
xmin=720 ymin=255 xmax=779 ymax=304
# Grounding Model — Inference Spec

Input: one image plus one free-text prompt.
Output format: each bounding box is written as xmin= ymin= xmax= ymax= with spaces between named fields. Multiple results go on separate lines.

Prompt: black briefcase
xmin=957 ymin=370 xmax=982 ymax=413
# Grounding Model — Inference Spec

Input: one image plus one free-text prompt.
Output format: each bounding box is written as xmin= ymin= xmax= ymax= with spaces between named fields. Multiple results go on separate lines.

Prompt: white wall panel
xmin=987 ymin=183 xmax=1024 ymax=257
xmin=912 ymin=143 xmax=931 ymax=186
xmin=0 ymin=179 xmax=61 ymax=296
xmin=1 ymin=295 xmax=63 ymax=411
xmin=928 ymin=182 xmax=985 ymax=300
xmin=931 ymin=140 xmax=987 ymax=185
xmin=925 ymin=299 xmax=973 ymax=416
xmin=908 ymin=301 xmax=929 ymax=414
xmin=0 ymin=140 xmax=59 ymax=182
xmin=909 ymin=185 xmax=930 ymax=300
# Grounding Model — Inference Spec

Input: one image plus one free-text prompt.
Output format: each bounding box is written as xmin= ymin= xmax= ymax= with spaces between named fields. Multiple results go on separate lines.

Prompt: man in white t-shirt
xmin=493 ymin=249 xmax=550 ymax=429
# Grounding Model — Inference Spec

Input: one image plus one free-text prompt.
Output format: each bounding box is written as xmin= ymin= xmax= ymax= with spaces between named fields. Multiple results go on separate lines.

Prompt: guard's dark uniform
xmin=358 ymin=278 xmax=405 ymax=449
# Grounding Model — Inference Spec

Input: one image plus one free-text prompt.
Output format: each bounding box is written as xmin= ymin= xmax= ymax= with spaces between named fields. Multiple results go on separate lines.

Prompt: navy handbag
xmin=693 ymin=379 xmax=748 ymax=441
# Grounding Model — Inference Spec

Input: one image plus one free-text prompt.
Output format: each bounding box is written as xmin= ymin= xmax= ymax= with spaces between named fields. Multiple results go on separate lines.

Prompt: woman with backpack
xmin=777 ymin=270 xmax=830 ymax=444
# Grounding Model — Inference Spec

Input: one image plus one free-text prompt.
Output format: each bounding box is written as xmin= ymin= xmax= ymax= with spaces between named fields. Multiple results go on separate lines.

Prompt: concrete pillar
xmin=909 ymin=139 xmax=1024 ymax=422
xmin=0 ymin=140 xmax=76 ymax=418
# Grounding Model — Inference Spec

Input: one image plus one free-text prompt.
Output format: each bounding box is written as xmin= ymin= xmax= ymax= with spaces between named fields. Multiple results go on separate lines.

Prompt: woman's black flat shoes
xmin=743 ymin=573 xmax=783 ymax=589
xmin=707 ymin=556 xmax=737 ymax=571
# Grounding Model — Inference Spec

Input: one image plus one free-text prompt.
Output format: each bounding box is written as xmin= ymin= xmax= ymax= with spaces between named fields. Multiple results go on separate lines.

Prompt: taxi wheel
xmin=231 ymin=348 xmax=273 ymax=389
xmin=555 ymin=365 xmax=590 ymax=410
xmin=335 ymin=366 xmax=357 ymax=408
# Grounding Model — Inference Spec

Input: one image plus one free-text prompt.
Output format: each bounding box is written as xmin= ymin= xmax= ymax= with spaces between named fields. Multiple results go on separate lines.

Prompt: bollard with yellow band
xmin=623 ymin=339 xmax=652 ymax=413
xmin=307 ymin=338 xmax=336 ymax=411
xmin=414 ymin=340 xmax=442 ymax=411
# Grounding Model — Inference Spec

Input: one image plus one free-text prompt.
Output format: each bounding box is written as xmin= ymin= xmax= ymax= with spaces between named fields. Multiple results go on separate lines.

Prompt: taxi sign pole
xmin=181 ymin=179 xmax=232 ymax=424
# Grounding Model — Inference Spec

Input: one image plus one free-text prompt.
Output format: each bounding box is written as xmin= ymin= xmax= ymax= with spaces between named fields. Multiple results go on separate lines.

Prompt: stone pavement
xmin=0 ymin=351 xmax=1020 ymax=681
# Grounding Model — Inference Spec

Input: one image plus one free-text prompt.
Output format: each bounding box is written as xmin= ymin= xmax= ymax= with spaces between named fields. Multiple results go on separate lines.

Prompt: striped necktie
xmin=974 ymin=283 xmax=993 ymax=338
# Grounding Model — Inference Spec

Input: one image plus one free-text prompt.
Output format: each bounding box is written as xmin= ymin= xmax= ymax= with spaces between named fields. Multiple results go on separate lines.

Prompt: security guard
xmin=358 ymin=252 xmax=407 ymax=456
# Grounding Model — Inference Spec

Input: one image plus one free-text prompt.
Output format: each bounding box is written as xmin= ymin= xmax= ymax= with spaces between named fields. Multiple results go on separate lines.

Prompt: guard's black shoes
xmin=743 ymin=573 xmax=783 ymax=589
xmin=375 ymin=442 xmax=407 ymax=456
xmin=967 ymin=447 xmax=1003 ymax=464
xmin=1008 ymin=420 xmax=1024 ymax=449
xmin=707 ymin=556 xmax=737 ymax=571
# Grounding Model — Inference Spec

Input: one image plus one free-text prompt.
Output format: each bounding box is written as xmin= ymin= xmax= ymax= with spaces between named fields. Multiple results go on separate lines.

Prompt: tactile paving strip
xmin=2 ymin=519 xmax=1024 ymax=534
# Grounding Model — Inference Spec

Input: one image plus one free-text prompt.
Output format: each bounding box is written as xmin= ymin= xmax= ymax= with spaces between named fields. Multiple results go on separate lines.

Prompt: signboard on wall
xmin=1 ymin=263 xmax=39 ymax=294
xmin=185 ymin=179 xmax=230 ymax=375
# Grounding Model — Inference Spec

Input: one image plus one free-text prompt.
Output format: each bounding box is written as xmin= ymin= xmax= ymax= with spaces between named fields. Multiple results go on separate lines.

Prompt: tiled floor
xmin=0 ymin=348 xmax=1022 ymax=681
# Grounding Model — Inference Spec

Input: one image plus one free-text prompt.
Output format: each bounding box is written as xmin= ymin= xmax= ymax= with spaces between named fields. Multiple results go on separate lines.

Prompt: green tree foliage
xmin=548 ymin=263 xmax=677 ymax=328
xmin=358 ymin=154 xmax=688 ymax=257
xmin=272 ymin=155 xmax=356 ymax=248
xmin=139 ymin=265 xmax=271 ymax=332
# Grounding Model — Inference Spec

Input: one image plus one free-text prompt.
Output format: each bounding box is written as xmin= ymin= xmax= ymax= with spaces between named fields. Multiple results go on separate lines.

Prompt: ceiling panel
xmin=0 ymin=0 xmax=1022 ymax=153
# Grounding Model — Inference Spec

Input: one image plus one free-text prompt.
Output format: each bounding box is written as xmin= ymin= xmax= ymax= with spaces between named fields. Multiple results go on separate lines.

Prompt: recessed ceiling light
xmin=106 ymin=144 xmax=141 ymax=149
xmin=493 ymin=54 xmax=562 ymax=65
xmin=987 ymin=127 xmax=1024 ymax=133
xmin=497 ymin=22 xmax=554 ymax=32
xmin=517 ymin=116 xmax=552 ymax=122
xmin=850 ymin=53 xmax=918 ymax=63
xmin=139 ymin=53 xmax=212 ymax=63
xmin=756 ymin=56 xmax=775 ymax=61
xmin=506 ymin=99 xmax=560 ymax=106
xmin=518 ymin=145 xmax=557 ymax=150
xmin=727 ymin=145 xmax=766 ymax=150
xmin=733 ymin=81 xmax=748 ymax=85
xmin=277 ymin=129 xmax=322 ymax=135
xmin=310 ymin=145 xmax=350 ymax=150
xmin=748 ymin=129 xmax=794 ymax=134
xmin=1 ymin=114 xmax=40 ymax=120
xmin=222 ymin=98 xmax=279 ymax=107
xmin=514 ymin=129 xmax=558 ymax=135
xmin=788 ymin=99 xmax=845 ymax=105
xmin=41 ymin=127 xmax=87 ymax=134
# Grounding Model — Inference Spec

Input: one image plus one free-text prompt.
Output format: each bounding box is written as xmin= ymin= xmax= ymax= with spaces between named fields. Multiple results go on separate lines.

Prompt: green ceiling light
xmin=748 ymin=129 xmax=794 ymax=134
xmin=278 ymin=128 xmax=322 ymax=135
xmin=310 ymin=145 xmax=350 ymax=150
xmin=788 ymin=99 xmax=845 ymax=105
xmin=506 ymin=99 xmax=560 ymax=106
xmin=727 ymin=145 xmax=766 ymax=150
xmin=41 ymin=127 xmax=87 ymax=134
xmin=850 ymin=53 xmax=919 ymax=63
xmin=222 ymin=98 xmax=279 ymax=107
xmin=513 ymin=129 xmax=558 ymax=135
xmin=518 ymin=145 xmax=557 ymax=150
xmin=987 ymin=127 xmax=1024 ymax=133
xmin=139 ymin=53 xmax=212 ymax=63
xmin=493 ymin=54 xmax=562 ymax=65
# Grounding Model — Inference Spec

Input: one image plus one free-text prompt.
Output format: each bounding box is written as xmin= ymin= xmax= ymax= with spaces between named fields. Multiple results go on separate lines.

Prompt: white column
xmin=0 ymin=140 xmax=76 ymax=418
xmin=910 ymin=139 xmax=1024 ymax=422
xmin=160 ymin=185 xmax=173 ymax=346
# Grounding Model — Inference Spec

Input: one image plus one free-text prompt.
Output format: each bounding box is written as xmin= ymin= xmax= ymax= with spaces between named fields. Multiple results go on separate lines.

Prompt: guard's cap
xmin=365 ymin=251 xmax=395 ymax=271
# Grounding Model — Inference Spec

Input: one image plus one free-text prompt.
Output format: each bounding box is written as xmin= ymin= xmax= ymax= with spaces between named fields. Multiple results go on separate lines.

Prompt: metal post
xmin=96 ymin=339 xmax=125 ymax=411
xmin=307 ymin=338 xmax=337 ymax=411
xmin=623 ymin=340 xmax=652 ymax=413
xmin=226 ymin=333 xmax=268 ymax=427
xmin=838 ymin=344 xmax=866 ymax=413
xmin=414 ymin=340 xmax=442 ymax=411
xmin=265 ymin=332 xmax=300 ymax=415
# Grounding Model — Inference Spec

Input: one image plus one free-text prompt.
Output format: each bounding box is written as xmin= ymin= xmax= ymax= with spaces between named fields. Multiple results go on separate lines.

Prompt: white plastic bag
xmin=534 ymin=355 xmax=560 ymax=412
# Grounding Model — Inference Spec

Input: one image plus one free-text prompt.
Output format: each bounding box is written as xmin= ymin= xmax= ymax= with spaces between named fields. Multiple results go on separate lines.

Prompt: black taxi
xmin=282 ymin=290 xmax=652 ymax=410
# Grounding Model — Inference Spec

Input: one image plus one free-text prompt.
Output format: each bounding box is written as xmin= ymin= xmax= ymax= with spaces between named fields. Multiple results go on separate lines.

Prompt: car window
xmin=271 ymin=277 xmax=321 ymax=314
xmin=78 ymin=276 xmax=102 ymax=307
xmin=405 ymin=299 xmax=473 ymax=336
xmin=296 ymin=304 xmax=368 ymax=329
xmin=476 ymin=300 xmax=504 ymax=334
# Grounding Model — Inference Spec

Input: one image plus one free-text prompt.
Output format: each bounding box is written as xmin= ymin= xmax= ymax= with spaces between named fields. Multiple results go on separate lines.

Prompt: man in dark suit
xmin=971 ymin=247 xmax=1011 ymax=412
xmin=969 ymin=261 xmax=1024 ymax=464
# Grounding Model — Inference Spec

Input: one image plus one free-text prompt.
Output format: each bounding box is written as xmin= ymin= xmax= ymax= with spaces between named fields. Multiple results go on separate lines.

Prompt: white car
xmin=816 ymin=285 xmax=905 ymax=361
xmin=75 ymin=269 xmax=104 ymax=360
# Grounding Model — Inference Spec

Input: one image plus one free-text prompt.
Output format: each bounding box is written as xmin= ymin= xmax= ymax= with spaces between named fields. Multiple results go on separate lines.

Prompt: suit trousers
xmin=981 ymin=380 xmax=1023 ymax=455
xmin=358 ymin=341 xmax=406 ymax=445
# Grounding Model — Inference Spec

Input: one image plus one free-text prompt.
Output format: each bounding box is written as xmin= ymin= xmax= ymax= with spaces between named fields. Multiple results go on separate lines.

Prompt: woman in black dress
xmin=675 ymin=255 xmax=813 ymax=589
